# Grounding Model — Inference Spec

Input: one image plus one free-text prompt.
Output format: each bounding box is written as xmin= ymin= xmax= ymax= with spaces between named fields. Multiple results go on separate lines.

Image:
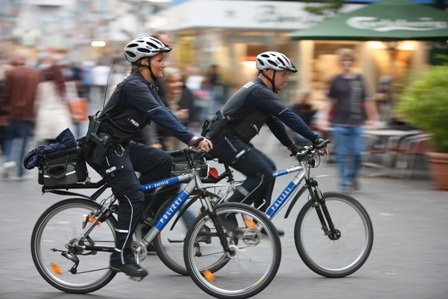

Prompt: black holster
xmin=201 ymin=110 xmax=232 ymax=140
xmin=79 ymin=113 xmax=112 ymax=167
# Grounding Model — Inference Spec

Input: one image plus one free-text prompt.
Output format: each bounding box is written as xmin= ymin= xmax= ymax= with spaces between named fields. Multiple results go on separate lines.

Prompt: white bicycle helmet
xmin=124 ymin=36 xmax=172 ymax=63
xmin=256 ymin=51 xmax=297 ymax=73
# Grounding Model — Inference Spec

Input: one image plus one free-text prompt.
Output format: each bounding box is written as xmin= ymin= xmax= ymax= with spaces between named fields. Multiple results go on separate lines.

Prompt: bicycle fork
xmin=307 ymin=178 xmax=341 ymax=241
xmin=200 ymin=188 xmax=235 ymax=255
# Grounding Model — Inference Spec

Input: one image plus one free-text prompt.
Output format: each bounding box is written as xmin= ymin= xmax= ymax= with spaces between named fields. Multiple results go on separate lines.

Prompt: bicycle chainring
xmin=131 ymin=241 xmax=147 ymax=263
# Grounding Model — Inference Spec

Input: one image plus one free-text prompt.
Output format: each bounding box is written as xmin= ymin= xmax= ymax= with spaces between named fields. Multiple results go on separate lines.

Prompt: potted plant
xmin=396 ymin=64 xmax=448 ymax=190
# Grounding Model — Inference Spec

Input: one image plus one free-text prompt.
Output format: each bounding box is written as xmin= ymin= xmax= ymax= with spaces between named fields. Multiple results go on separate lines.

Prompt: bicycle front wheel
xmin=295 ymin=192 xmax=374 ymax=278
xmin=31 ymin=198 xmax=117 ymax=293
xmin=184 ymin=203 xmax=282 ymax=299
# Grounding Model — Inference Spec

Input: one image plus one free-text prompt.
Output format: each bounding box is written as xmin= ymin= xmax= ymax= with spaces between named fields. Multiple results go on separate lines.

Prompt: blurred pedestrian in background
xmin=91 ymin=58 xmax=111 ymax=102
xmin=319 ymin=48 xmax=379 ymax=191
xmin=0 ymin=59 xmax=13 ymax=157
xmin=185 ymin=66 xmax=208 ymax=126
xmin=0 ymin=50 xmax=41 ymax=180
xmin=203 ymin=64 xmax=224 ymax=117
xmin=34 ymin=59 xmax=74 ymax=145
xmin=159 ymin=67 xmax=194 ymax=151
xmin=289 ymin=89 xmax=319 ymax=147
xmin=63 ymin=60 xmax=89 ymax=139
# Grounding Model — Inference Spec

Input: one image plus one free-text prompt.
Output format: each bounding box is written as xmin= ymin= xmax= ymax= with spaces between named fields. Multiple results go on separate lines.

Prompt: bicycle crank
xmin=131 ymin=241 xmax=147 ymax=263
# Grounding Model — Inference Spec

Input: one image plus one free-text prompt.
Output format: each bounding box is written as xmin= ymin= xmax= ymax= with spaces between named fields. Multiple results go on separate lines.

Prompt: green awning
xmin=291 ymin=0 xmax=448 ymax=41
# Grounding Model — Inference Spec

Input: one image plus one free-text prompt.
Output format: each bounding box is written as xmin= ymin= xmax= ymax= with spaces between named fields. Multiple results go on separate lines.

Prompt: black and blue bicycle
xmin=30 ymin=145 xmax=282 ymax=299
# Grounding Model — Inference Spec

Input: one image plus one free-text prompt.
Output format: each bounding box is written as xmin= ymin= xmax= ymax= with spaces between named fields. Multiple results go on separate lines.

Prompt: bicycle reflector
xmin=244 ymin=218 xmax=257 ymax=229
xmin=82 ymin=214 xmax=100 ymax=229
xmin=203 ymin=269 xmax=216 ymax=283
xmin=208 ymin=167 xmax=219 ymax=179
xmin=51 ymin=263 xmax=62 ymax=276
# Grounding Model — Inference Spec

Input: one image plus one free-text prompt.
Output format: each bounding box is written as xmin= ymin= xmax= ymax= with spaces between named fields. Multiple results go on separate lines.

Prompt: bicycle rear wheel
xmin=295 ymin=192 xmax=374 ymax=278
xmin=184 ymin=203 xmax=281 ymax=299
xmin=31 ymin=198 xmax=117 ymax=293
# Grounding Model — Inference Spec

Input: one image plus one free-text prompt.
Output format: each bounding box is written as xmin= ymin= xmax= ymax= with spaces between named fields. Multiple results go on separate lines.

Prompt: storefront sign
xmin=152 ymin=1 xmax=362 ymax=31
xmin=347 ymin=16 xmax=448 ymax=32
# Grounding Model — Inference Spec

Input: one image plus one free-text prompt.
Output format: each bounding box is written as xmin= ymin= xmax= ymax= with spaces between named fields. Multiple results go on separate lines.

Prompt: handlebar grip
xmin=188 ymin=137 xmax=204 ymax=147
xmin=314 ymin=139 xmax=330 ymax=149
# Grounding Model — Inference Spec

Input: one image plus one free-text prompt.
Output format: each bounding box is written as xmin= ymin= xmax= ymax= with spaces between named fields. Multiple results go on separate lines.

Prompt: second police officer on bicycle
xmin=202 ymin=51 xmax=326 ymax=235
xmin=82 ymin=36 xmax=212 ymax=279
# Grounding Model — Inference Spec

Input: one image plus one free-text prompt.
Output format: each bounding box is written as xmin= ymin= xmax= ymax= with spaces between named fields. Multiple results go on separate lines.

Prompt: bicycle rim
xmin=184 ymin=203 xmax=281 ymax=299
xmin=295 ymin=192 xmax=374 ymax=278
xmin=31 ymin=198 xmax=117 ymax=293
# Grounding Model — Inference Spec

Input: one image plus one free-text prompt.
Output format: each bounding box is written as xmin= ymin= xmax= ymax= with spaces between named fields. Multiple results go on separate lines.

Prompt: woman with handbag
xmin=34 ymin=61 xmax=74 ymax=145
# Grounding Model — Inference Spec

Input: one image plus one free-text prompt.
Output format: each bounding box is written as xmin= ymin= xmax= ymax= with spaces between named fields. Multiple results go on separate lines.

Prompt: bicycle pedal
xmin=130 ymin=276 xmax=145 ymax=282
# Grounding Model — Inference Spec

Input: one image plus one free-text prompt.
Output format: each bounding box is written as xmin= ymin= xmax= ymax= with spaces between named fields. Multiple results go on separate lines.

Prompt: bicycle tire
xmin=31 ymin=198 xmax=117 ymax=293
xmin=294 ymin=191 xmax=374 ymax=278
xmin=184 ymin=203 xmax=282 ymax=299
xmin=153 ymin=192 xmax=232 ymax=276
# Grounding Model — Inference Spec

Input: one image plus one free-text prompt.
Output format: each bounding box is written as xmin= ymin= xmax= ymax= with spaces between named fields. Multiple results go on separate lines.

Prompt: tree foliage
xmin=396 ymin=65 xmax=448 ymax=152
xmin=302 ymin=0 xmax=344 ymax=17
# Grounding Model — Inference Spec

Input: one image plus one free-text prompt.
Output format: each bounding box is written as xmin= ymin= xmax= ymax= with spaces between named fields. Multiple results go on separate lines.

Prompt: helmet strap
xmin=146 ymin=58 xmax=158 ymax=82
xmin=261 ymin=70 xmax=278 ymax=93
xmin=137 ymin=58 xmax=157 ymax=82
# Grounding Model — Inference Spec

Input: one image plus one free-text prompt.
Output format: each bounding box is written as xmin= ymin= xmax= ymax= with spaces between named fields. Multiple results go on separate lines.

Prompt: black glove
xmin=313 ymin=138 xmax=327 ymax=149
xmin=287 ymin=143 xmax=300 ymax=156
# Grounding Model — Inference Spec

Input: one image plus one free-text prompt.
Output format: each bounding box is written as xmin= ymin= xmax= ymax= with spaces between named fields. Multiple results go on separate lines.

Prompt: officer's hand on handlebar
xmin=189 ymin=136 xmax=213 ymax=152
xmin=313 ymin=138 xmax=330 ymax=154
xmin=287 ymin=143 xmax=300 ymax=156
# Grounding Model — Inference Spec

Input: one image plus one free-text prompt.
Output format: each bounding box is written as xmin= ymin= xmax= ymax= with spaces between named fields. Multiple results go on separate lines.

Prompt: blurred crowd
xmin=0 ymin=40 xmax=416 ymax=186
xmin=0 ymin=46 xmax=227 ymax=181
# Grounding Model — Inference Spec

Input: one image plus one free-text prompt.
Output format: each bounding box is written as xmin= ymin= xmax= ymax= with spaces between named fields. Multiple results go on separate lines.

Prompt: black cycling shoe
xmin=110 ymin=263 xmax=148 ymax=278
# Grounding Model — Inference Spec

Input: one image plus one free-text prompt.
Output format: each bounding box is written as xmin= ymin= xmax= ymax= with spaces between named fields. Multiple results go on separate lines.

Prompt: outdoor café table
xmin=362 ymin=129 xmax=415 ymax=177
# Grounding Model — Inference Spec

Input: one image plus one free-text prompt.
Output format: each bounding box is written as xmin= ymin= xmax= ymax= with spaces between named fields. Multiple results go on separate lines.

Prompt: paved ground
xmin=1 ymin=127 xmax=448 ymax=299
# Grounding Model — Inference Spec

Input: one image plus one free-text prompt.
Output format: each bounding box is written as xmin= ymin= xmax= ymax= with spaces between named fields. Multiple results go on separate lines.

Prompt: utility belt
xmin=205 ymin=126 xmax=252 ymax=144
xmin=212 ymin=127 xmax=238 ymax=140
xmin=201 ymin=110 xmax=262 ymax=144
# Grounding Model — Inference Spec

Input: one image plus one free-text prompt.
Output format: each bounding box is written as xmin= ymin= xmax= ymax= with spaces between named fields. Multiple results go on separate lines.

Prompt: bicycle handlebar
xmin=295 ymin=139 xmax=331 ymax=162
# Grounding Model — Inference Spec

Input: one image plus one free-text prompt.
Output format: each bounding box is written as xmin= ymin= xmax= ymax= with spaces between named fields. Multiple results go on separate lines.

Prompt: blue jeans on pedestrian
xmin=2 ymin=120 xmax=33 ymax=177
xmin=332 ymin=125 xmax=364 ymax=189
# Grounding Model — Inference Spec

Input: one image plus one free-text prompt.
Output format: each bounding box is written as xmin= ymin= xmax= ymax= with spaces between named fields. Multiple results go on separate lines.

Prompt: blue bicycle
xmin=30 ymin=146 xmax=282 ymax=299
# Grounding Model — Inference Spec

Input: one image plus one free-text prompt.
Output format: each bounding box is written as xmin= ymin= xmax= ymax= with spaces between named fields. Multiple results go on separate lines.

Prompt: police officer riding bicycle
xmin=82 ymin=36 xmax=212 ymax=279
xmin=202 ymin=51 xmax=326 ymax=235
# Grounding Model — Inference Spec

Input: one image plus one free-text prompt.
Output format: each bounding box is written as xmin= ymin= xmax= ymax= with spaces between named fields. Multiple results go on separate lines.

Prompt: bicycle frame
xmin=139 ymin=172 xmax=205 ymax=246
xmin=265 ymin=164 xmax=307 ymax=219
xmin=54 ymin=150 xmax=234 ymax=257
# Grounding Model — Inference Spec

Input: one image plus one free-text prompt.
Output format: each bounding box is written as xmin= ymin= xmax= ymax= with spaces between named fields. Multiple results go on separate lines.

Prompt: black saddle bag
xmin=37 ymin=148 xmax=88 ymax=187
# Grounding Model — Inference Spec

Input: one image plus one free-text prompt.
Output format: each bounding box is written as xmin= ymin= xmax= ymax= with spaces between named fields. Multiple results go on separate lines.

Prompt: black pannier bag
xmin=37 ymin=148 xmax=88 ymax=187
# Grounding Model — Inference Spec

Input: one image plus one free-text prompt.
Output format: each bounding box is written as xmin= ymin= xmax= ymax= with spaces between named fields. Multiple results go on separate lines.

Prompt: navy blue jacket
xmin=99 ymin=72 xmax=194 ymax=144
